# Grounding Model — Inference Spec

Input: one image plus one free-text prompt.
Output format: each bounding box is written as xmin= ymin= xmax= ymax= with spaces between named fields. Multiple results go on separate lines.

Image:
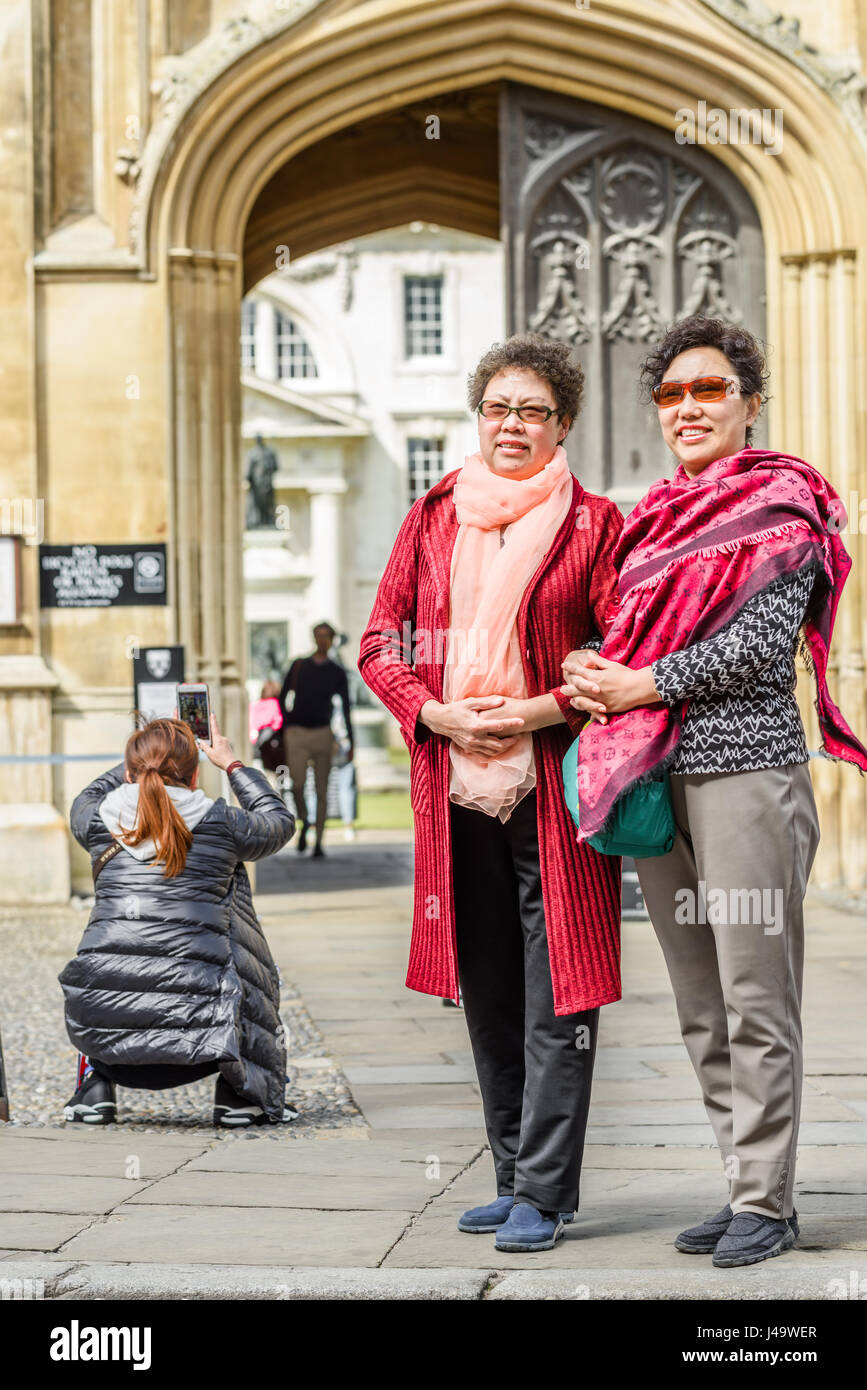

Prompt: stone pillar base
xmin=0 ymin=805 xmax=71 ymax=903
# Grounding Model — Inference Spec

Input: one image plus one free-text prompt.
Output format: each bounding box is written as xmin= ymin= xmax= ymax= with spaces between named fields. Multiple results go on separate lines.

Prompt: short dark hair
xmin=639 ymin=315 xmax=770 ymax=446
xmin=467 ymin=332 xmax=584 ymax=434
xmin=312 ymin=622 xmax=335 ymax=638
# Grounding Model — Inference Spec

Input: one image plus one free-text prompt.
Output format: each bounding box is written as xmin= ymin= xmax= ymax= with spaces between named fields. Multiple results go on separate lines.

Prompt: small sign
xmin=39 ymin=544 xmax=167 ymax=607
xmin=133 ymin=646 xmax=185 ymax=723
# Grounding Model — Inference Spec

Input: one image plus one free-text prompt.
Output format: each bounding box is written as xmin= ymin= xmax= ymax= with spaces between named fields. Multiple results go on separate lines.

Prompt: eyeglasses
xmin=652 ymin=376 xmax=740 ymax=407
xmin=477 ymin=400 xmax=560 ymax=424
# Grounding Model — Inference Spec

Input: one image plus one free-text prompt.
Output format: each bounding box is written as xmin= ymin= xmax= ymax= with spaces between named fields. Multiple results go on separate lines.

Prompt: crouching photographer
xmin=60 ymin=711 xmax=297 ymax=1128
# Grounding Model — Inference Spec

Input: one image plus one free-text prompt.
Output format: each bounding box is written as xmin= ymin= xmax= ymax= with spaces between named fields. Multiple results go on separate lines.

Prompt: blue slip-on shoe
xmin=458 ymin=1196 xmax=575 ymax=1234
xmin=494 ymin=1202 xmax=565 ymax=1252
xmin=458 ymin=1195 xmax=515 ymax=1233
xmin=711 ymin=1211 xmax=796 ymax=1268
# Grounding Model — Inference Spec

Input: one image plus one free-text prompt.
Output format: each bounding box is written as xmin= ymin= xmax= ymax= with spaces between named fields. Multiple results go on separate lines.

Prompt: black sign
xmin=39 ymin=544 xmax=167 ymax=607
xmin=133 ymin=645 xmax=185 ymax=723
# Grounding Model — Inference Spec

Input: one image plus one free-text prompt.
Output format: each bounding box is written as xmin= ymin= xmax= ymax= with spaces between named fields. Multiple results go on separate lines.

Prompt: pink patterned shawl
xmin=576 ymin=448 xmax=867 ymax=842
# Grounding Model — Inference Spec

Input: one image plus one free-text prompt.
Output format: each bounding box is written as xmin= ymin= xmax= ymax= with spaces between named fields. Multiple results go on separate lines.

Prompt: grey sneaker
xmin=712 ymin=1211 xmax=796 ymax=1268
xmin=675 ymin=1203 xmax=734 ymax=1253
xmin=676 ymin=1203 xmax=799 ymax=1254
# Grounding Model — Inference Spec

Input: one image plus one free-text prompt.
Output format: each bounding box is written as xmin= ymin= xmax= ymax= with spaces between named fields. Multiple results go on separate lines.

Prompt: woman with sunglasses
xmin=561 ymin=314 xmax=867 ymax=1268
xmin=359 ymin=333 xmax=623 ymax=1252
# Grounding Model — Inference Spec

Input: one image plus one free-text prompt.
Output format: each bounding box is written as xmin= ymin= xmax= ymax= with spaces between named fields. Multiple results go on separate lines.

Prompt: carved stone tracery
xmin=504 ymin=88 xmax=766 ymax=495
xmin=525 ymin=140 xmax=748 ymax=349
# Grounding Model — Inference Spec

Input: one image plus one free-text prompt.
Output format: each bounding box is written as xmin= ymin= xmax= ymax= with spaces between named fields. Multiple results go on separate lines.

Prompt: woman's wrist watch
xmin=225 ymin=759 xmax=244 ymax=775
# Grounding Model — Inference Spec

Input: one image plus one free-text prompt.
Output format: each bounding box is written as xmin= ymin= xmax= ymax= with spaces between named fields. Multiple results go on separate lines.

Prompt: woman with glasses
xmin=561 ymin=314 xmax=867 ymax=1268
xmin=359 ymin=333 xmax=623 ymax=1252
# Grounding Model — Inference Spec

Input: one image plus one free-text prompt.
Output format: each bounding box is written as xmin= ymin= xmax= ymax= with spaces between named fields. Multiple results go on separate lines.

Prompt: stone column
xmin=168 ymin=248 xmax=248 ymax=794
xmin=308 ymin=481 xmax=346 ymax=629
xmin=784 ymin=248 xmax=867 ymax=889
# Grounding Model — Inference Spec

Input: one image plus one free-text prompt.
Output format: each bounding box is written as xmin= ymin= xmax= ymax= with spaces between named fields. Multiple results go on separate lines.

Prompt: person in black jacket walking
xmin=60 ymin=712 xmax=296 ymax=1128
xmin=280 ymin=622 xmax=354 ymax=858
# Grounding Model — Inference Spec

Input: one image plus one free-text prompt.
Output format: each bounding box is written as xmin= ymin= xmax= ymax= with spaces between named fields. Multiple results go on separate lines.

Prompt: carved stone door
xmin=499 ymin=84 xmax=766 ymax=508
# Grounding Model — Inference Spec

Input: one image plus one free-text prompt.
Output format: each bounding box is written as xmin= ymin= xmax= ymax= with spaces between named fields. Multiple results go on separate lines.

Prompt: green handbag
xmin=561 ymin=735 xmax=675 ymax=858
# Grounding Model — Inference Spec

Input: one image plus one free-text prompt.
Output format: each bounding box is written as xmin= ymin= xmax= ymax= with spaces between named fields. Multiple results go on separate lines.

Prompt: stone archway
xmin=145 ymin=0 xmax=867 ymax=887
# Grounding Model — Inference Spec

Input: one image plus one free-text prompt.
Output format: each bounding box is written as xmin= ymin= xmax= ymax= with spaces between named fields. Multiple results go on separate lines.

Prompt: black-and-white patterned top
xmin=650 ymin=567 xmax=815 ymax=775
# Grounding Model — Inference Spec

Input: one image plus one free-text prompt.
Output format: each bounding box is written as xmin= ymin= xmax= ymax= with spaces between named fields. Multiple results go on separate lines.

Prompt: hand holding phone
xmin=197 ymin=713 xmax=237 ymax=772
xmin=176 ymin=683 xmax=211 ymax=743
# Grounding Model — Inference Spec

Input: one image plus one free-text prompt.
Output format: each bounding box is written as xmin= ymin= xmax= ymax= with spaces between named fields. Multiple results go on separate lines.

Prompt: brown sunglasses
xmin=652 ymin=376 xmax=740 ymax=407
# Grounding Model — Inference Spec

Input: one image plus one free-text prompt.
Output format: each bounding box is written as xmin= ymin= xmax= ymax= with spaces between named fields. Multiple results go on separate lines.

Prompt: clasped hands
xmin=419 ymin=694 xmax=535 ymax=757
xmin=559 ymin=649 xmax=659 ymax=726
xmin=418 ymin=650 xmax=659 ymax=753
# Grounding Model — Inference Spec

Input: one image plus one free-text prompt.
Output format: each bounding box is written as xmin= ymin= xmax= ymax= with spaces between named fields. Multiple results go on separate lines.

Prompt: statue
xmin=245 ymin=434 xmax=279 ymax=529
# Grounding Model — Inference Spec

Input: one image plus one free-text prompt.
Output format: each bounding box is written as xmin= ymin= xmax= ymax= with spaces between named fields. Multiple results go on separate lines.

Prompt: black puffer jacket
xmin=60 ymin=762 xmax=294 ymax=1122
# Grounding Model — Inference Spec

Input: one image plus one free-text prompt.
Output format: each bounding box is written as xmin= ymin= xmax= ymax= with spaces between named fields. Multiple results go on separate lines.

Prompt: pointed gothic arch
xmin=144 ymin=0 xmax=866 ymax=886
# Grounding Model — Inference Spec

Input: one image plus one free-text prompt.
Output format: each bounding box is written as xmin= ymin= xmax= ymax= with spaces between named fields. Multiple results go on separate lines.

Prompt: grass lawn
xmin=351 ymin=790 xmax=413 ymax=830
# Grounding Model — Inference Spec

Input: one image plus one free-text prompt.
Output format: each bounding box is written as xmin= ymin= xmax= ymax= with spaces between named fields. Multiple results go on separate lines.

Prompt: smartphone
xmin=176 ymin=683 xmax=211 ymax=743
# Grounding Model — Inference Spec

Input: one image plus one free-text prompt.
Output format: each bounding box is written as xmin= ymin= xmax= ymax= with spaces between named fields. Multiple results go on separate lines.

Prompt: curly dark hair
xmin=639 ymin=315 xmax=770 ymax=446
xmin=467 ymin=332 xmax=584 ymax=433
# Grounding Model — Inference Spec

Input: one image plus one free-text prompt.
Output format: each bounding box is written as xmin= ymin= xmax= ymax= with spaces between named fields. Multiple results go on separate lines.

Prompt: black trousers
xmin=91 ymin=1062 xmax=219 ymax=1090
xmin=451 ymin=791 xmax=599 ymax=1213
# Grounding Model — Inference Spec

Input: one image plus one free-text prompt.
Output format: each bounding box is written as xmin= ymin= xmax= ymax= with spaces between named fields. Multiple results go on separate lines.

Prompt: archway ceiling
xmin=242 ymin=84 xmax=500 ymax=291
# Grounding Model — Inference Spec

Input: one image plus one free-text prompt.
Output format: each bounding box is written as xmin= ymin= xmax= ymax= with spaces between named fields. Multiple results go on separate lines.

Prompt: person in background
xmin=281 ymin=622 xmax=354 ymax=858
xmin=249 ymin=678 xmax=285 ymax=786
xmin=60 ymin=713 xmax=297 ymax=1128
xmin=330 ymin=694 xmax=358 ymax=841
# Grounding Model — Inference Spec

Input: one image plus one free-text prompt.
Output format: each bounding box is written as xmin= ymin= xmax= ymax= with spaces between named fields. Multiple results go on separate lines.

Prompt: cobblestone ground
xmin=0 ymin=905 xmax=364 ymax=1140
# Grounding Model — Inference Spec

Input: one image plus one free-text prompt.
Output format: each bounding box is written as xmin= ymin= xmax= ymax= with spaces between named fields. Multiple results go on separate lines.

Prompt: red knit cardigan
xmin=358 ymin=470 xmax=624 ymax=1015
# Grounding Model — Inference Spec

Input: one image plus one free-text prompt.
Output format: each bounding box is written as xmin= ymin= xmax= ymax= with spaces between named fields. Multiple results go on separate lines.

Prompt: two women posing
xmin=359 ymin=316 xmax=866 ymax=1266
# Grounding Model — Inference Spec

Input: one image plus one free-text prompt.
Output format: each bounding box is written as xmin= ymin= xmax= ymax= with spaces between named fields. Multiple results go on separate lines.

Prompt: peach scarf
xmin=443 ymin=445 xmax=574 ymax=820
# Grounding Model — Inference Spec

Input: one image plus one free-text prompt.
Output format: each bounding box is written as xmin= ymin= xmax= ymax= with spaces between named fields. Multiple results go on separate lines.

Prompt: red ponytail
xmin=122 ymin=717 xmax=200 ymax=878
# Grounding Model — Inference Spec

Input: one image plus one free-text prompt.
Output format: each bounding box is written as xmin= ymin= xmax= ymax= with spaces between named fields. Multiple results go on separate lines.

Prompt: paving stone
xmin=344 ymin=1064 xmax=478 ymax=1085
xmin=0 ymin=1173 xmax=150 ymax=1214
xmin=809 ymin=1076 xmax=867 ymax=1099
xmin=840 ymin=1100 xmax=867 ymax=1119
xmin=805 ymin=1061 xmax=867 ymax=1075
xmin=57 ymin=1203 xmax=415 ymax=1266
xmin=361 ymin=1127 xmax=490 ymax=1147
xmin=0 ymin=1136 xmax=211 ymax=1179
xmin=356 ymin=1106 xmax=487 ymax=1130
xmin=0 ymin=1213 xmax=95 ymax=1251
xmin=344 ymin=1053 xmax=454 ymax=1068
xmin=351 ymin=1082 xmax=481 ymax=1108
xmin=581 ymin=1122 xmax=867 ymax=1146
xmin=487 ymin=1264 xmax=867 ymax=1300
xmin=127 ymin=1170 xmax=452 ymax=1210
xmin=590 ymin=1078 xmax=704 ymax=1102
xmin=186 ymin=1139 xmax=478 ymax=1176
xmin=586 ymin=1103 xmax=711 ymax=1126
xmin=45 ymin=1262 xmax=493 ymax=1300
xmin=581 ymin=1146 xmax=723 ymax=1171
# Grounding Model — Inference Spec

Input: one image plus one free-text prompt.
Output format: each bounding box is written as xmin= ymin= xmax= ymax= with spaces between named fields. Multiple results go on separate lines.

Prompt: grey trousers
xmin=451 ymin=792 xmax=599 ymax=1214
xmin=636 ymin=762 xmax=820 ymax=1219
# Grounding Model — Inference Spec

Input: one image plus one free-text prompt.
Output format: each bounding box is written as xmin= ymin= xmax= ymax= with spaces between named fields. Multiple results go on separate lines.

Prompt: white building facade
xmin=241 ymin=223 xmax=504 ymax=729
